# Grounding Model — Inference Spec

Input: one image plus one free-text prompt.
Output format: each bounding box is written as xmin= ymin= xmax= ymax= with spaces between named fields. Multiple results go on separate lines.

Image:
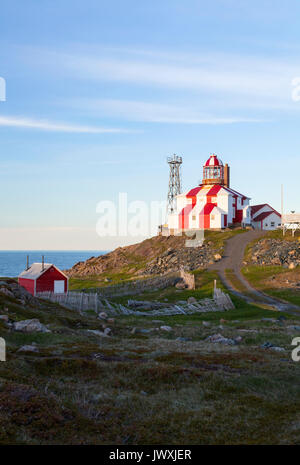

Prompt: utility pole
xmin=281 ymin=184 xmax=285 ymax=236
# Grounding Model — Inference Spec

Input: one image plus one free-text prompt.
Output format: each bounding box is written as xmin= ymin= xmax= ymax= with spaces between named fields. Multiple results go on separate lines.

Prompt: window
xmin=211 ymin=215 xmax=215 ymax=220
xmin=271 ymin=222 xmax=275 ymax=227
xmin=192 ymin=215 xmax=196 ymax=221
xmin=265 ymin=223 xmax=268 ymax=227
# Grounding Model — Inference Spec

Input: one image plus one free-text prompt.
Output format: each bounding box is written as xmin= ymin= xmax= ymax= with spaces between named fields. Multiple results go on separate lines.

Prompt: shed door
xmin=54 ymin=280 xmax=65 ymax=294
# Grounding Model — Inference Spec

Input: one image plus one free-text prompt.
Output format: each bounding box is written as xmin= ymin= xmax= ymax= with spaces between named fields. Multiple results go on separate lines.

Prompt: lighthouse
xmin=167 ymin=154 xmax=252 ymax=232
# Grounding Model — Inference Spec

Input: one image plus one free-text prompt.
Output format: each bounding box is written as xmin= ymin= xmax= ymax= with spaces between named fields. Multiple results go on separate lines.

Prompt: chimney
xmin=224 ymin=164 xmax=230 ymax=188
xmin=26 ymin=255 xmax=29 ymax=270
xmin=42 ymin=255 xmax=44 ymax=271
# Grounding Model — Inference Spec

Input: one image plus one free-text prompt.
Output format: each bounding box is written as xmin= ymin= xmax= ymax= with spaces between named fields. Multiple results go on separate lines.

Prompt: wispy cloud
xmin=29 ymin=46 xmax=299 ymax=101
xmin=68 ymin=98 xmax=265 ymax=124
xmin=0 ymin=115 xmax=134 ymax=133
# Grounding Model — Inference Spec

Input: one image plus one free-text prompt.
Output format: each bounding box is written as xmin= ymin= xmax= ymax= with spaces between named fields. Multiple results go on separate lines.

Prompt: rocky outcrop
xmin=247 ymin=238 xmax=300 ymax=268
xmin=141 ymin=243 xmax=216 ymax=275
xmin=0 ymin=280 xmax=39 ymax=305
xmin=67 ymin=235 xmax=219 ymax=277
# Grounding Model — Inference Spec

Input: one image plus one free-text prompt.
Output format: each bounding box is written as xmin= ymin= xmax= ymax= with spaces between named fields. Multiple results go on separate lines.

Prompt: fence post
xmin=80 ymin=292 xmax=83 ymax=313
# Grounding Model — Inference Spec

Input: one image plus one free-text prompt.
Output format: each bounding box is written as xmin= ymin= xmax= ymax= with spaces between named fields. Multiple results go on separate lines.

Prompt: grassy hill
xmin=1 ymin=277 xmax=300 ymax=444
xmin=68 ymin=229 xmax=246 ymax=290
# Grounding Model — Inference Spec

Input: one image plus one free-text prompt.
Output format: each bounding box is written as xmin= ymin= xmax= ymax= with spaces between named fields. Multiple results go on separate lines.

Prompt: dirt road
xmin=209 ymin=230 xmax=300 ymax=314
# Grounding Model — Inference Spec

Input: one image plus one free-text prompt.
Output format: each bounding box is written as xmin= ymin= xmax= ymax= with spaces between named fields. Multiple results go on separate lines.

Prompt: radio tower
xmin=166 ymin=154 xmax=182 ymax=218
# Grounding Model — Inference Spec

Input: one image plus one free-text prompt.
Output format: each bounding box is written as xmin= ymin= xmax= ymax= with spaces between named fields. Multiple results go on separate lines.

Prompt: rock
xmin=235 ymin=336 xmax=243 ymax=343
xmin=0 ymin=287 xmax=14 ymax=298
xmin=107 ymin=318 xmax=115 ymax=324
xmin=261 ymin=341 xmax=274 ymax=349
xmin=187 ymin=296 xmax=197 ymax=304
xmin=214 ymin=253 xmax=222 ymax=261
xmin=260 ymin=342 xmax=284 ymax=351
xmin=202 ymin=321 xmax=210 ymax=327
xmin=176 ymin=337 xmax=191 ymax=342
xmin=238 ymin=329 xmax=258 ymax=333
xmin=160 ymin=325 xmax=172 ymax=332
xmin=206 ymin=333 xmax=237 ymax=345
xmin=87 ymin=329 xmax=109 ymax=337
xmin=271 ymin=346 xmax=285 ymax=352
xmin=103 ymin=327 xmax=112 ymax=335
xmin=18 ymin=345 xmax=39 ymax=353
xmin=220 ymin=318 xmax=228 ymax=324
xmin=0 ymin=315 xmax=9 ymax=322
xmin=13 ymin=319 xmax=51 ymax=333
xmin=175 ymin=282 xmax=186 ymax=290
xmin=289 ymin=262 xmax=296 ymax=270
xmin=98 ymin=312 xmax=108 ymax=319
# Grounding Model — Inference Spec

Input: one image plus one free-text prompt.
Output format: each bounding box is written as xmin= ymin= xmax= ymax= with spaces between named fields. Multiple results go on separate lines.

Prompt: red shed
xmin=18 ymin=262 xmax=69 ymax=296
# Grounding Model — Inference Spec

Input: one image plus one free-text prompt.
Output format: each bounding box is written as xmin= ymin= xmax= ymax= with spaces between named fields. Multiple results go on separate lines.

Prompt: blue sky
xmin=1 ymin=0 xmax=300 ymax=249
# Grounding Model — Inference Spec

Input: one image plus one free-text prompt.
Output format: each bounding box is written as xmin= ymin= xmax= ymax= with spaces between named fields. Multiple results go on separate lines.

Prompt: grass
xmin=204 ymin=228 xmax=247 ymax=254
xmin=1 ymin=276 xmax=300 ymax=445
xmin=242 ymin=265 xmax=300 ymax=307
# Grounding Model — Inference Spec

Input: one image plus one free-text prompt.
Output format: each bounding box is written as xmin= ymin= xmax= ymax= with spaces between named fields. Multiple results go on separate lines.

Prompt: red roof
xmin=206 ymin=185 xmax=222 ymax=195
xmin=251 ymin=204 xmax=281 ymax=218
xmin=186 ymin=187 xmax=202 ymax=198
xmin=201 ymin=203 xmax=217 ymax=215
xmin=251 ymin=204 xmax=268 ymax=215
xmin=204 ymin=154 xmax=223 ymax=167
xmin=253 ymin=211 xmax=281 ymax=222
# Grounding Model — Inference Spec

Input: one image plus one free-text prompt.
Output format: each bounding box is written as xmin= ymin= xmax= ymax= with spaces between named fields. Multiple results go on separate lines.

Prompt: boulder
xmin=13 ymin=319 xmax=51 ymax=333
xmin=87 ymin=329 xmax=109 ymax=337
xmin=18 ymin=345 xmax=39 ymax=353
xmin=98 ymin=312 xmax=108 ymax=319
xmin=175 ymin=282 xmax=186 ymax=290
xmin=0 ymin=287 xmax=14 ymax=298
xmin=206 ymin=333 xmax=237 ymax=345
xmin=160 ymin=325 xmax=172 ymax=332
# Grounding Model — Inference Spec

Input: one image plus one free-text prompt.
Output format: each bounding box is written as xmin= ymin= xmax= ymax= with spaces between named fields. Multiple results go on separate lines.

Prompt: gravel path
xmin=209 ymin=230 xmax=300 ymax=314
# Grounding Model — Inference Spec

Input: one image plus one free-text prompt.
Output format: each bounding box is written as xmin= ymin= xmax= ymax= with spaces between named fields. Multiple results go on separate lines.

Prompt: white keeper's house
xmin=166 ymin=153 xmax=281 ymax=233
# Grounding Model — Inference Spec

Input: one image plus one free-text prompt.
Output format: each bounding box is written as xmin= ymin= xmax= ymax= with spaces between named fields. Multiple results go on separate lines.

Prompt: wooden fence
xmin=37 ymin=287 xmax=234 ymax=316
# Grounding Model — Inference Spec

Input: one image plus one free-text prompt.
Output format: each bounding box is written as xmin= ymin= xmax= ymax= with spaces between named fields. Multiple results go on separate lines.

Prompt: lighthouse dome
xmin=204 ymin=154 xmax=223 ymax=167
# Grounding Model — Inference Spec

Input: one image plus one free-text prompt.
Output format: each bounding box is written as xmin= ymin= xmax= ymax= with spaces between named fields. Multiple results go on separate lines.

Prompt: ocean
xmin=0 ymin=251 xmax=106 ymax=278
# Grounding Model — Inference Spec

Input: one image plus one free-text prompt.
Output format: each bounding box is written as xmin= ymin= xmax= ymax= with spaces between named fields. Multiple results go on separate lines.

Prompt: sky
xmin=1 ymin=0 xmax=300 ymax=250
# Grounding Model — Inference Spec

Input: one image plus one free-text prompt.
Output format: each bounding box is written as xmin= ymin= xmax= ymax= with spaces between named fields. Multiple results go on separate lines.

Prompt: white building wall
xmin=243 ymin=205 xmax=251 ymax=225
xmin=210 ymin=208 xmax=223 ymax=229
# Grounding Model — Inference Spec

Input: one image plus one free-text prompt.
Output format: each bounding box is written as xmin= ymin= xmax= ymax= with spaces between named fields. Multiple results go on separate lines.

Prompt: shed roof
xmin=19 ymin=263 xmax=68 ymax=280
xmin=253 ymin=211 xmax=281 ymax=222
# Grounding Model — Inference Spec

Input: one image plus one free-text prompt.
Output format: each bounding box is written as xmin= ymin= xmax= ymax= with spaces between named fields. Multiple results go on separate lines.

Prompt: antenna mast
xmin=166 ymin=154 xmax=182 ymax=218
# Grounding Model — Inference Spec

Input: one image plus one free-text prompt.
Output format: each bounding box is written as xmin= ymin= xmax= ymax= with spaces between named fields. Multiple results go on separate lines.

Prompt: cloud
xmin=31 ymin=46 xmax=299 ymax=101
xmin=67 ymin=98 xmax=266 ymax=124
xmin=0 ymin=115 xmax=134 ymax=133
